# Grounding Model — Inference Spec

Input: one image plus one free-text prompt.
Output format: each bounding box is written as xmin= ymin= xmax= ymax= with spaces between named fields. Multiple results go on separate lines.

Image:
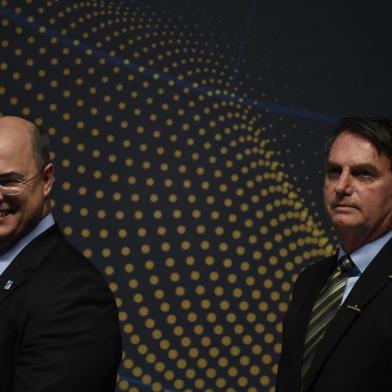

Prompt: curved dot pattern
xmin=0 ymin=1 xmax=335 ymax=391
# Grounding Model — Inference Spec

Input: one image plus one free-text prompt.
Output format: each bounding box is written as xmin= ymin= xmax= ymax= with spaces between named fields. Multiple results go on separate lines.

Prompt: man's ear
xmin=42 ymin=163 xmax=55 ymax=198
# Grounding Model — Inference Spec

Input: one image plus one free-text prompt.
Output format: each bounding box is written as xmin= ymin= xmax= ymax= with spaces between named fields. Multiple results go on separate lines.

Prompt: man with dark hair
xmin=0 ymin=116 xmax=122 ymax=391
xmin=277 ymin=116 xmax=392 ymax=392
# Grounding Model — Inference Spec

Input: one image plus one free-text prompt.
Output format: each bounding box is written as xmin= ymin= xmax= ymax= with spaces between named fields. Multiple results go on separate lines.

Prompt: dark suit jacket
xmin=0 ymin=224 xmax=122 ymax=392
xmin=277 ymin=237 xmax=392 ymax=392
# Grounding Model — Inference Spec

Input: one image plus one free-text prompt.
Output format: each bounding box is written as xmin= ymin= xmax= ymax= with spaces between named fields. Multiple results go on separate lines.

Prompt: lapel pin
xmin=347 ymin=304 xmax=361 ymax=313
xmin=4 ymin=280 xmax=14 ymax=290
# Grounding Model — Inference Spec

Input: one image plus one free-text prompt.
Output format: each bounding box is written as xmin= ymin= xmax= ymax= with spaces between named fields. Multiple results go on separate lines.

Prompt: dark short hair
xmin=30 ymin=123 xmax=51 ymax=168
xmin=324 ymin=116 xmax=392 ymax=166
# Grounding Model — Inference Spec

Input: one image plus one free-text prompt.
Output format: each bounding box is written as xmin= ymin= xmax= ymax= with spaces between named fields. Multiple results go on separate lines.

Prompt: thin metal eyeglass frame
xmin=0 ymin=166 xmax=46 ymax=196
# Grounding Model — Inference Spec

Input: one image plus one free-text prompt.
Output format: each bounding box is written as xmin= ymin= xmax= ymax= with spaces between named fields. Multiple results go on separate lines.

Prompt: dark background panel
xmin=1 ymin=1 xmax=390 ymax=391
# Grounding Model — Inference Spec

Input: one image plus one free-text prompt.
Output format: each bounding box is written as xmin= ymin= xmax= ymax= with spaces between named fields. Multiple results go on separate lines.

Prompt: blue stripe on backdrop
xmin=0 ymin=5 xmax=338 ymax=124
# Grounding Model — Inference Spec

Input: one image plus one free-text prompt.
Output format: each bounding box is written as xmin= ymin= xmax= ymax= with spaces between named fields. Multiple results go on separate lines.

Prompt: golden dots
xmin=0 ymin=13 xmax=333 ymax=388
xmin=79 ymin=207 xmax=88 ymax=217
xmin=62 ymin=203 xmax=72 ymax=213
xmin=98 ymin=229 xmax=109 ymax=239
xmin=168 ymin=194 xmax=177 ymax=203
xmin=118 ymin=380 xmax=129 ymax=391
xmin=252 ymin=343 xmax=263 ymax=355
xmin=95 ymin=190 xmax=104 ymax=199
xmin=77 ymin=165 xmax=86 ymax=174
xmin=153 ymin=210 xmax=163 ymax=219
xmin=62 ymin=181 xmax=71 ymax=191
xmin=83 ymin=248 xmax=92 ymax=258
xmin=101 ymin=248 xmax=111 ymax=258
xmin=130 ymin=192 xmax=140 ymax=203
xmin=61 ymin=158 xmax=71 ymax=168
xmin=14 ymin=47 xmax=23 ymax=57
xmin=113 ymin=192 xmax=122 ymax=201
xmin=172 ymin=209 xmax=181 ymax=218
xmin=282 ymin=281 xmax=292 ymax=292
xmin=200 ymin=240 xmax=210 ymax=250
xmin=134 ymin=210 xmax=144 ymax=220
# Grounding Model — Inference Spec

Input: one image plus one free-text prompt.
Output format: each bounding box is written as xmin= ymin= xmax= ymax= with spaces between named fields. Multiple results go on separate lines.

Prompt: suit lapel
xmin=295 ymin=257 xmax=336 ymax=342
xmin=0 ymin=224 xmax=63 ymax=305
xmin=302 ymin=239 xmax=392 ymax=392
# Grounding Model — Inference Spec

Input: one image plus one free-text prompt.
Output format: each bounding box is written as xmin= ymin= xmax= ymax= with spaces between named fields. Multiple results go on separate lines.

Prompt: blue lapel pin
xmin=4 ymin=280 xmax=14 ymax=290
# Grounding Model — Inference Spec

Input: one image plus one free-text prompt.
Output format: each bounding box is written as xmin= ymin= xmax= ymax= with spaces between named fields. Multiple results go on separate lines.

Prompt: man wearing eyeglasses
xmin=0 ymin=116 xmax=122 ymax=391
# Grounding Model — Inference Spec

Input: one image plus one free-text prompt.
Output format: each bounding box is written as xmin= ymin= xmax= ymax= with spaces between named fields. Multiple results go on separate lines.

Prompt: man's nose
xmin=334 ymin=171 xmax=353 ymax=194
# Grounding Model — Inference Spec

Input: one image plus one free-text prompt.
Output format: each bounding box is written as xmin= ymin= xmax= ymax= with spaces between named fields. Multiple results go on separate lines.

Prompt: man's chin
xmin=331 ymin=217 xmax=362 ymax=231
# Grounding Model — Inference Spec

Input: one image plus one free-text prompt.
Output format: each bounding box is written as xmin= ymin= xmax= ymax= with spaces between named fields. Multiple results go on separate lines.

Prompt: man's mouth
xmin=333 ymin=203 xmax=357 ymax=210
xmin=0 ymin=209 xmax=13 ymax=217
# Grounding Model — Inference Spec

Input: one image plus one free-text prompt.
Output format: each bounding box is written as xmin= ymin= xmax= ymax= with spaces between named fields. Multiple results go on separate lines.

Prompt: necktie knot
xmin=338 ymin=255 xmax=358 ymax=276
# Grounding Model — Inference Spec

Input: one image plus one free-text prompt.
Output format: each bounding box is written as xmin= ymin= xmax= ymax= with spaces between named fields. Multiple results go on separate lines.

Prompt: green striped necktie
xmin=301 ymin=255 xmax=357 ymax=380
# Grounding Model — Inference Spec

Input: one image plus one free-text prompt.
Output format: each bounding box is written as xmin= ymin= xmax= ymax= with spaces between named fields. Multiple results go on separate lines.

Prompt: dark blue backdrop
xmin=1 ymin=1 xmax=391 ymax=391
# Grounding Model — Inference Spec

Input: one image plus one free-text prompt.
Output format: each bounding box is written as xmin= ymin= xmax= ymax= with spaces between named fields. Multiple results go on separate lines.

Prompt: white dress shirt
xmin=338 ymin=229 xmax=392 ymax=303
xmin=0 ymin=213 xmax=55 ymax=275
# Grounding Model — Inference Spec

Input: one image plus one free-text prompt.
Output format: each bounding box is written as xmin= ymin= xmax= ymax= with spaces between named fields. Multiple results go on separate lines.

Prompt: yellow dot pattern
xmin=0 ymin=1 xmax=335 ymax=391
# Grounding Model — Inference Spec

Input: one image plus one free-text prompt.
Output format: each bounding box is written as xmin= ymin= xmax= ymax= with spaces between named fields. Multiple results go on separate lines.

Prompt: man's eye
xmin=0 ymin=180 xmax=19 ymax=187
xmin=326 ymin=168 xmax=341 ymax=177
xmin=355 ymin=171 xmax=373 ymax=179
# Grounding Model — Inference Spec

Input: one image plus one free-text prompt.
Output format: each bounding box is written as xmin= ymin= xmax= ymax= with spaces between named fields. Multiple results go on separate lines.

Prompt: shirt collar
xmin=0 ymin=213 xmax=55 ymax=266
xmin=338 ymin=229 xmax=392 ymax=274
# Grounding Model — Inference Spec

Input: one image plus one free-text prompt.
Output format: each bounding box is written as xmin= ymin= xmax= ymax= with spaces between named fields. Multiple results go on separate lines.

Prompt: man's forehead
xmin=0 ymin=118 xmax=35 ymax=159
xmin=327 ymin=150 xmax=392 ymax=173
xmin=0 ymin=117 xmax=35 ymax=145
xmin=330 ymin=132 xmax=380 ymax=156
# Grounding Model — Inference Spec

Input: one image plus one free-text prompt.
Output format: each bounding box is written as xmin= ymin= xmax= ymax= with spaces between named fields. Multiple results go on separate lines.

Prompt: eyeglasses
xmin=0 ymin=167 xmax=45 ymax=196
